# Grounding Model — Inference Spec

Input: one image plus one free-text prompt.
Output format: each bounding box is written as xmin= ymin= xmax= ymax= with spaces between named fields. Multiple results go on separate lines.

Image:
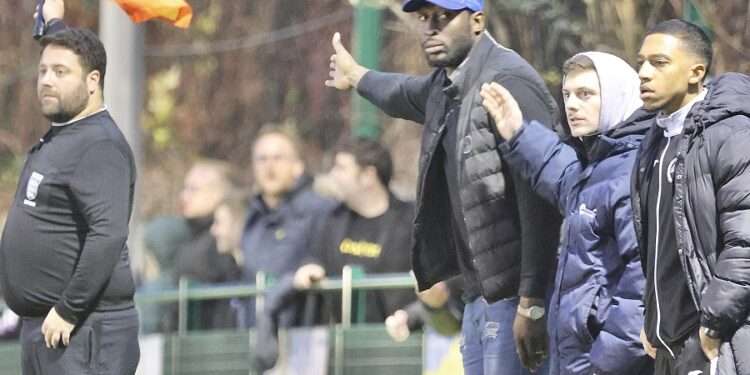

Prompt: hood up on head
xmin=568 ymin=51 xmax=643 ymax=134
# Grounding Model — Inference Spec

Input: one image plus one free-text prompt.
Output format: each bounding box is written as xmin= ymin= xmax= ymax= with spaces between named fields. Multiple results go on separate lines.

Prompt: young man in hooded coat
xmin=481 ymin=52 xmax=653 ymax=375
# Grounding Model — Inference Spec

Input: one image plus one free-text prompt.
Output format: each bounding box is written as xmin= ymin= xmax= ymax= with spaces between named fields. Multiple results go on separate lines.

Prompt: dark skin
xmin=414 ymin=5 xmax=479 ymax=71
xmin=325 ymin=4 xmax=548 ymax=371
xmin=415 ymin=5 xmax=549 ymax=371
xmin=637 ymin=33 xmax=706 ymax=114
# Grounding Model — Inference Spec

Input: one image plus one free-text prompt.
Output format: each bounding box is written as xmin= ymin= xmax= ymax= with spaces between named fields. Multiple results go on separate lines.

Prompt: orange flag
xmin=113 ymin=0 xmax=193 ymax=28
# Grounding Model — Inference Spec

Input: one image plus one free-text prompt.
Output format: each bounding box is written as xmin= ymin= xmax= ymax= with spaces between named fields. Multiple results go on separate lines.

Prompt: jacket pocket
xmin=559 ymin=283 xmax=602 ymax=348
xmin=585 ymin=292 xmax=603 ymax=341
xmin=575 ymin=285 xmax=603 ymax=345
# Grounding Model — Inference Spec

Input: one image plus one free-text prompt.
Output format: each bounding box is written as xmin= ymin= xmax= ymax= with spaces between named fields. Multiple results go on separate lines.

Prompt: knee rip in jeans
xmin=483 ymin=321 xmax=500 ymax=340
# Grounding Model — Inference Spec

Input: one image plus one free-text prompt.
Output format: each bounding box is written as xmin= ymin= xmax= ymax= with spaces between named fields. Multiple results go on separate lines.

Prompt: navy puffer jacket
xmin=499 ymin=109 xmax=654 ymax=375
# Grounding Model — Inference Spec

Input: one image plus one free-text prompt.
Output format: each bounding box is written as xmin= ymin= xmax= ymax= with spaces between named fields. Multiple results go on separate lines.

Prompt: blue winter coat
xmin=498 ymin=111 xmax=654 ymax=375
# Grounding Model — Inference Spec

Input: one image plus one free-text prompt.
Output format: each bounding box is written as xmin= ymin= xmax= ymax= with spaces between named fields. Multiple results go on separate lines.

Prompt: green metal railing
xmin=0 ymin=269 xmax=421 ymax=374
xmin=135 ymin=267 xmax=415 ymax=336
xmin=132 ymin=267 xmax=419 ymax=375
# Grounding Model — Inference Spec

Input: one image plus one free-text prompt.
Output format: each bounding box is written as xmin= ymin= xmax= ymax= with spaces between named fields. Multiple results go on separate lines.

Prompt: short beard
xmin=41 ymin=82 xmax=90 ymax=123
xmin=425 ymin=52 xmax=467 ymax=69
xmin=424 ymin=36 xmax=474 ymax=69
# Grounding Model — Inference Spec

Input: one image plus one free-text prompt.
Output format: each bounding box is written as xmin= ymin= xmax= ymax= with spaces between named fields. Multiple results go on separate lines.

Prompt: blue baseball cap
xmin=402 ymin=0 xmax=483 ymax=12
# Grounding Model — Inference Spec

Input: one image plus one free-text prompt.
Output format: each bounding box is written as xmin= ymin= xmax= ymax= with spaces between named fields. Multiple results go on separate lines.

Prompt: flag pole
xmin=100 ymin=0 xmax=146 ymax=270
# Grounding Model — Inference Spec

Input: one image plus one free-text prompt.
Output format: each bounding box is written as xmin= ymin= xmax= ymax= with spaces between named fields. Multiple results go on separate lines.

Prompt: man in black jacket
xmin=633 ymin=19 xmax=750 ymax=374
xmin=294 ymin=139 xmax=414 ymax=324
xmin=325 ymin=0 xmax=561 ymax=373
xmin=0 ymin=1 xmax=139 ymax=373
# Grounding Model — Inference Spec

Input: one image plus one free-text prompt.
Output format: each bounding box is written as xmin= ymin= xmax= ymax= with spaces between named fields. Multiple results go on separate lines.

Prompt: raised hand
xmin=34 ymin=0 xmax=65 ymax=23
xmin=44 ymin=0 xmax=65 ymax=22
xmin=480 ymin=82 xmax=524 ymax=140
xmin=324 ymin=32 xmax=368 ymax=90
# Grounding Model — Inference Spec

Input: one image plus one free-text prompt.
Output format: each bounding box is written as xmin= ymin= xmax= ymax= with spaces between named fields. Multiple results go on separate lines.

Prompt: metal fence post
xmin=174 ymin=277 xmax=190 ymax=375
xmin=341 ymin=266 xmax=353 ymax=329
xmin=177 ymin=277 xmax=189 ymax=336
xmin=335 ymin=265 xmax=355 ymax=375
xmin=255 ymin=271 xmax=266 ymax=323
xmin=351 ymin=267 xmax=366 ymax=324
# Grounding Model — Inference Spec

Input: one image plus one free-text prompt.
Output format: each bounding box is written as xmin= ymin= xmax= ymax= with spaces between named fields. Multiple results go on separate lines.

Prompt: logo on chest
xmin=339 ymin=238 xmax=382 ymax=258
xmin=24 ymin=172 xmax=44 ymax=207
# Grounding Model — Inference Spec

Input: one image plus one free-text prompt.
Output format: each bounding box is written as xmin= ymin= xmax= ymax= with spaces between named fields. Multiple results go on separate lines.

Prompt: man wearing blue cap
xmin=325 ymin=1 xmax=561 ymax=374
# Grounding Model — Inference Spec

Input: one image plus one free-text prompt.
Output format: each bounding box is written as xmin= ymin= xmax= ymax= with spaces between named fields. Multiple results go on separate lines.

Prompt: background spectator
xmin=175 ymin=159 xmax=242 ymax=330
xmin=138 ymin=216 xmax=191 ymax=333
xmin=294 ymin=139 xmax=414 ymax=324
xmin=241 ymin=126 xmax=336 ymax=327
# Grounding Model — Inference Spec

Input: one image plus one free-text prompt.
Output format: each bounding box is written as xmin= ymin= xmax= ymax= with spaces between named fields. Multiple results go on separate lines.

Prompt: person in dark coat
xmin=631 ymin=20 xmax=750 ymax=375
xmin=484 ymin=19 xmax=750 ymax=375
xmin=139 ymin=216 xmax=191 ymax=333
xmin=294 ymin=140 xmax=414 ymax=324
xmin=324 ymin=1 xmax=561 ymax=372
xmin=240 ymin=126 xmax=335 ymax=328
xmin=175 ymin=160 xmax=242 ymax=330
xmin=480 ymin=52 xmax=653 ymax=375
xmin=1 ymin=2 xmax=140 ymax=372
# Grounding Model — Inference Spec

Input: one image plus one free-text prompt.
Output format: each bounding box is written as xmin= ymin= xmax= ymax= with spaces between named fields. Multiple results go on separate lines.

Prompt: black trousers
xmin=21 ymin=308 xmax=140 ymax=375
xmin=655 ymin=330 xmax=711 ymax=375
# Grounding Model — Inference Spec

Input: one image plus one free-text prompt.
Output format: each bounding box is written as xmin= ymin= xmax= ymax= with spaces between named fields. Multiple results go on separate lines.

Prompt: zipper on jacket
xmin=653 ymin=136 xmax=676 ymax=358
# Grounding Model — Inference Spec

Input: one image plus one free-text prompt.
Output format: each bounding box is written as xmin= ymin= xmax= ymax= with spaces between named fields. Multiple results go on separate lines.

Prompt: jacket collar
xmin=186 ymin=215 xmax=213 ymax=236
xmin=569 ymin=108 xmax=655 ymax=164
xmin=585 ymin=134 xmax=640 ymax=162
xmin=656 ymin=89 xmax=707 ymax=137
xmin=443 ymin=31 xmax=506 ymax=100
xmin=329 ymin=192 xmax=401 ymax=218
xmin=249 ymin=174 xmax=314 ymax=215
xmin=685 ymin=73 xmax=750 ymax=135
xmin=51 ymin=106 xmax=108 ymax=127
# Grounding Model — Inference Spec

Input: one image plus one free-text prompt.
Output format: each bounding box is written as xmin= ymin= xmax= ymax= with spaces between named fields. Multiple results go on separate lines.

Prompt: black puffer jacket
xmin=631 ymin=73 xmax=750 ymax=374
xmin=357 ymin=32 xmax=561 ymax=301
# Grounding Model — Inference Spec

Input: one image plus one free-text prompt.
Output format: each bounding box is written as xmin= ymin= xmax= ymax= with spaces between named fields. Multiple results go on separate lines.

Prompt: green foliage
xmin=144 ymin=66 xmax=181 ymax=151
xmin=193 ymin=2 xmax=222 ymax=36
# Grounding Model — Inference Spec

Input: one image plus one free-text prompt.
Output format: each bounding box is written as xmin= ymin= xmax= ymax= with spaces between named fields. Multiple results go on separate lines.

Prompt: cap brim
xmin=402 ymin=0 xmax=469 ymax=12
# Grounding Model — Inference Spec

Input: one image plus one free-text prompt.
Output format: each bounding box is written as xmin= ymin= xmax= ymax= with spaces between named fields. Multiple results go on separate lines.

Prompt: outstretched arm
xmin=325 ymin=32 xmax=433 ymax=124
xmin=324 ymin=32 xmax=369 ymax=91
xmin=481 ymin=82 xmax=582 ymax=213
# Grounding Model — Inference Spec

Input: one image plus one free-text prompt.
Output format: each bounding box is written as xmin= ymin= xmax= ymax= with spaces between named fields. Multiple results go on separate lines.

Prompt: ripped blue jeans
xmin=461 ymin=297 xmax=549 ymax=375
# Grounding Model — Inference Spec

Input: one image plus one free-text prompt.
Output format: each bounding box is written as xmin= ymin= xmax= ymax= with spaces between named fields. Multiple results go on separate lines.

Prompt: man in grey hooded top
xmin=481 ymin=52 xmax=654 ymax=375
